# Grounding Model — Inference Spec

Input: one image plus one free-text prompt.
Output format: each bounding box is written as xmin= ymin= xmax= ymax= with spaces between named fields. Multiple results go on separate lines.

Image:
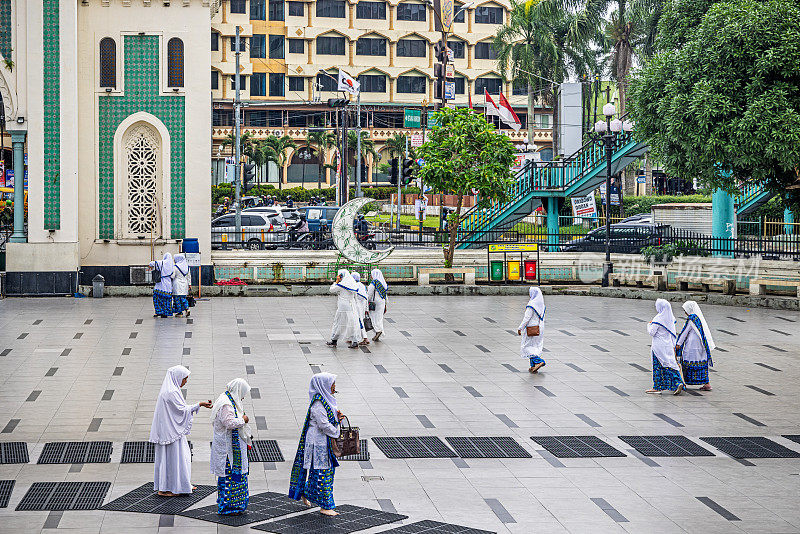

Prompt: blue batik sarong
xmin=288 ymin=394 xmax=339 ymax=509
xmin=172 ymin=296 xmax=189 ymax=314
xmin=153 ymin=290 xmax=173 ymax=316
xmin=677 ymin=315 xmax=712 ymax=385
xmin=530 ymin=356 xmax=545 ymax=367
xmin=217 ymin=391 xmax=249 ymax=514
xmin=652 ymin=353 xmax=684 ymax=391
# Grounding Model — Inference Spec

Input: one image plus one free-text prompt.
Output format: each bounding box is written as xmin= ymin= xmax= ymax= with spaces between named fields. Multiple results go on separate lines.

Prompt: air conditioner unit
xmin=130 ymin=265 xmax=153 ymax=285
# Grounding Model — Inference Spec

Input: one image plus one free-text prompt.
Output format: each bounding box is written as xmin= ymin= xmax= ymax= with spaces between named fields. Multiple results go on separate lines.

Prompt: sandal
xmin=673 ymin=384 xmax=684 ymax=395
xmin=645 ymin=389 xmax=661 ymax=394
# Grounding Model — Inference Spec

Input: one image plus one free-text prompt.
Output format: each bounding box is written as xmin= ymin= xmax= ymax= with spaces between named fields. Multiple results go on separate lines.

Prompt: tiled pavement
xmin=0 ymin=294 xmax=798 ymax=533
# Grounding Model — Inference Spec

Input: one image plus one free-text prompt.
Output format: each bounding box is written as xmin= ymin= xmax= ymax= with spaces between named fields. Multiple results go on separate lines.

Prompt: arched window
xmin=99 ymin=38 xmax=116 ymax=88
xmin=167 ymin=38 xmax=184 ymax=88
xmin=124 ymin=123 xmax=161 ymax=237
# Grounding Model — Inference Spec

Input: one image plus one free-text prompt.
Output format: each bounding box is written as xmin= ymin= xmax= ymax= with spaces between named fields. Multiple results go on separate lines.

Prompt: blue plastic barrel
xmin=182 ymin=238 xmax=199 ymax=253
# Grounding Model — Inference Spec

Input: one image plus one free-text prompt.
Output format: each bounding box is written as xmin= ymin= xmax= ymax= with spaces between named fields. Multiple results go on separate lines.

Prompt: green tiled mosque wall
xmin=98 ymin=35 xmax=185 ymax=239
xmin=0 ymin=0 xmax=11 ymax=59
xmin=43 ymin=0 xmax=60 ymax=229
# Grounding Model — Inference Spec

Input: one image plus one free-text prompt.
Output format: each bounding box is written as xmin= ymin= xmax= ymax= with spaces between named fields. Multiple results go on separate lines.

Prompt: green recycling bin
xmin=490 ymin=260 xmax=504 ymax=281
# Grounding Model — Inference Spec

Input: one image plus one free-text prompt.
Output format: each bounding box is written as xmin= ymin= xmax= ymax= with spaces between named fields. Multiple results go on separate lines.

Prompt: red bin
xmin=524 ymin=260 xmax=537 ymax=280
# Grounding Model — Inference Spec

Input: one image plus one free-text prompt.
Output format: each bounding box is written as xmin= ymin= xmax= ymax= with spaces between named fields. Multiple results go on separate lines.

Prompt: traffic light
xmin=389 ymin=157 xmax=399 ymax=185
xmin=327 ymin=98 xmax=349 ymax=107
xmin=242 ymin=163 xmax=256 ymax=192
xmin=433 ymin=40 xmax=446 ymax=102
xmin=401 ymin=158 xmax=415 ymax=186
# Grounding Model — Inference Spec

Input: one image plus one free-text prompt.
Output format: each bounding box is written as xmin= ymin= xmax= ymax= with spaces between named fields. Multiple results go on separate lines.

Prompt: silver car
xmin=211 ymin=213 xmax=287 ymax=250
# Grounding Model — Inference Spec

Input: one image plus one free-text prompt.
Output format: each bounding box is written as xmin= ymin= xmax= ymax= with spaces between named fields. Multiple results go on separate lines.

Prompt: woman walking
xmin=676 ymin=300 xmax=715 ymax=391
xmin=352 ymin=272 xmax=369 ymax=345
xmin=150 ymin=366 xmax=212 ymax=496
xmin=150 ymin=252 xmax=174 ymax=318
xmin=211 ymin=378 xmax=252 ymax=515
xmin=172 ymin=254 xmax=192 ymax=317
xmin=326 ymin=270 xmax=359 ymax=349
xmin=517 ymin=287 xmax=546 ymax=373
xmin=367 ymin=268 xmax=387 ymax=342
xmin=647 ymin=299 xmax=684 ymax=395
xmin=289 ymin=373 xmax=344 ymax=516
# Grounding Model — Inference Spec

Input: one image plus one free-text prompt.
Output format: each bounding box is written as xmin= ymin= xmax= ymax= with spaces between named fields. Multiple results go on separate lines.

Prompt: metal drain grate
xmin=252 ymin=504 xmax=407 ymax=533
xmin=700 ymin=437 xmax=800 ymax=459
xmin=0 ymin=442 xmax=29 ymax=464
xmin=531 ymin=436 xmax=626 ymax=458
xmin=120 ymin=441 xmax=155 ymax=463
xmin=0 ymin=480 xmax=14 ymax=508
xmin=782 ymin=435 xmax=800 ymax=446
xmin=338 ymin=440 xmax=370 ymax=461
xmin=100 ymin=483 xmax=216 ymax=514
xmin=177 ymin=491 xmax=307 ymax=526
xmin=619 ymin=436 xmax=714 ymax=457
xmin=37 ymin=442 xmax=112 ymax=464
xmin=381 ymin=520 xmax=496 ymax=534
xmin=445 ymin=437 xmax=532 ymax=459
xmin=372 ymin=436 xmax=456 ymax=459
xmin=248 ymin=440 xmax=285 ymax=463
xmin=16 ymin=481 xmax=110 ymax=511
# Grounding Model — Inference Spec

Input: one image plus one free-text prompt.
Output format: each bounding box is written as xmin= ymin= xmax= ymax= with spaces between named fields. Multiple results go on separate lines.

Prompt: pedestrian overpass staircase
xmin=735 ymin=182 xmax=773 ymax=216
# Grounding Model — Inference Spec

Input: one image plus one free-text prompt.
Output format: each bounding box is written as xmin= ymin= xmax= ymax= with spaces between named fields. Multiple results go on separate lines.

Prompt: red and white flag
xmin=498 ymin=91 xmax=521 ymax=131
xmin=337 ymin=70 xmax=360 ymax=96
xmin=484 ymin=89 xmax=500 ymax=117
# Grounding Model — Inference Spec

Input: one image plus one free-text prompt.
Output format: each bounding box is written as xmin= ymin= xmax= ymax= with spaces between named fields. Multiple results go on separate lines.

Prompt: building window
xmin=475 ymin=5 xmax=502 ymax=24
xmin=535 ymin=113 xmax=550 ymax=128
xmin=251 ymin=34 xmax=266 ymax=58
xmin=356 ymin=37 xmax=387 ymax=56
xmin=397 ymin=3 xmax=426 ymax=21
xmin=99 ymin=37 xmax=116 ymax=88
xmin=289 ymin=76 xmax=305 ymax=92
xmin=512 ymin=80 xmax=528 ymax=95
xmin=251 ymin=0 xmax=266 ymax=19
xmin=230 ymin=37 xmax=247 ymax=52
xmin=474 ymin=42 xmax=497 ymax=60
xmin=269 ymin=73 xmax=285 ymax=96
xmin=167 ymin=38 xmax=184 ymax=88
xmin=316 ymin=0 xmax=345 ymax=18
xmin=396 ymin=39 xmax=426 ymax=57
xmin=269 ymin=0 xmax=285 ymax=20
xmin=214 ymin=109 xmax=233 ymax=126
xmin=356 ymin=1 xmax=386 ymax=19
xmin=288 ymin=38 xmax=305 ymax=53
xmin=269 ymin=35 xmax=285 ymax=59
xmin=316 ymin=36 xmax=345 ymax=55
xmin=212 ymin=70 xmax=219 ymax=90
xmin=397 ymin=75 xmax=426 ymax=93
xmin=123 ymin=123 xmax=161 ymax=237
xmin=475 ymin=77 xmax=502 ymax=94
xmin=358 ymin=74 xmax=386 ymax=93
xmin=454 ymin=76 xmax=465 ymax=94
xmin=230 ymin=0 xmax=246 ymax=13
xmin=454 ymin=3 xmax=465 ymax=22
xmin=211 ymin=32 xmax=219 ymax=51
xmin=447 ymin=40 xmax=465 ymax=59
xmin=288 ymin=1 xmax=304 ymax=15
xmin=231 ymin=75 xmax=247 ymax=91
xmin=251 ymin=73 xmax=267 ymax=96
xmin=316 ymin=72 xmax=338 ymax=91
xmin=248 ymin=110 xmax=267 ymax=126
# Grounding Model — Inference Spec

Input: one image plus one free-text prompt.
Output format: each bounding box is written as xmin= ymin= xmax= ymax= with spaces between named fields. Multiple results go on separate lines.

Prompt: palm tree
xmin=385 ymin=133 xmax=407 ymax=159
xmin=261 ymin=135 xmax=297 ymax=190
xmin=306 ymin=130 xmax=337 ymax=188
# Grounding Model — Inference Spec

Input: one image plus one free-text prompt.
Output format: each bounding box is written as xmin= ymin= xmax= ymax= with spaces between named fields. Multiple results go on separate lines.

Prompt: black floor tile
xmin=565 ymin=363 xmax=586 ymax=373
xmin=754 ymin=362 xmax=781 ymax=372
xmin=438 ymin=364 xmax=454 ymax=373
xmin=374 ymin=365 xmax=388 ymax=374
xmin=255 ymin=416 xmax=268 ymax=430
xmin=464 ymin=386 xmax=483 ymax=398
xmin=38 ymin=442 xmax=112 ymax=464
xmin=744 ymin=385 xmax=775 ymax=396
xmin=697 ymin=497 xmax=740 ymax=521
xmin=445 ymin=436 xmax=531 ymax=459
xmin=0 ymin=442 xmax=29 ymax=464
xmin=113 ymin=367 xmax=124 ymax=376
xmin=701 ymin=437 xmax=800 ymax=459
xmin=248 ymin=440 xmax=285 ymax=462
xmin=100 ymin=483 xmax=216 ymax=514
xmin=338 ymin=440 xmax=370 ymax=461
xmin=502 ymin=363 xmax=521 ymax=373
xmin=120 ymin=442 xmax=155 ymax=464
xmin=475 ymin=345 xmax=490 ymax=353
xmin=629 ymin=363 xmax=649 ymax=372
xmin=380 ymin=519 xmax=496 ymax=534
xmin=534 ymin=386 xmax=556 ymax=397
xmin=2 ymin=419 xmax=20 ymax=433
xmin=45 ymin=367 xmax=58 ymax=377
xmin=252 ymin=504 xmax=407 ymax=533
xmin=605 ymin=386 xmax=630 ymax=397
xmin=531 ymin=436 xmax=626 ymax=458
xmin=732 ymin=413 xmax=766 ymax=427
xmin=0 ymin=480 xmax=14 ymax=508
xmin=177 ymin=491 xmax=307 ymax=526
xmin=372 ymin=436 xmax=456 ymax=458
xmin=619 ymin=435 xmax=713 ymax=457
xmin=17 ymin=481 xmax=110 ymax=511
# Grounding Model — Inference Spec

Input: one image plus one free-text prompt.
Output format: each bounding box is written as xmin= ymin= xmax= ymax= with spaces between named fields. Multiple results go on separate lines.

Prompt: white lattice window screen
xmin=123 ymin=123 xmax=161 ymax=237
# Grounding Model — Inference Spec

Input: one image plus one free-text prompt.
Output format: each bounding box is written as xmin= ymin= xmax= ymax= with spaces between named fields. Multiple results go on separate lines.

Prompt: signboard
xmin=433 ymin=0 xmax=455 ymax=32
xmin=403 ymin=108 xmax=422 ymax=128
xmin=636 ymin=175 xmax=646 ymax=184
xmin=599 ymin=183 xmax=620 ymax=206
xmin=427 ymin=113 xmax=439 ymax=128
xmin=5 ymin=169 xmax=13 ymax=188
xmin=0 ymin=162 xmax=3 ymax=186
xmin=446 ymin=47 xmax=454 ymax=62
xmin=570 ymin=194 xmax=597 ymax=217
xmin=410 ymin=132 xmax=424 ymax=147
xmin=444 ymin=81 xmax=456 ymax=101
xmin=185 ymin=252 xmax=202 ymax=267
xmin=488 ymin=243 xmax=538 ymax=252
xmin=445 ymin=64 xmax=454 ymax=79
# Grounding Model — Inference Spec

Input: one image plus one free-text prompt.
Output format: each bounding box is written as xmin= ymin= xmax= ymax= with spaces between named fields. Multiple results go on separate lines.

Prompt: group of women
xmin=150 ymin=252 xmax=193 ymax=318
xmin=327 ymin=268 xmax=388 ymax=348
xmin=518 ymin=288 xmax=715 ymax=394
xmin=150 ymin=367 xmax=345 ymax=516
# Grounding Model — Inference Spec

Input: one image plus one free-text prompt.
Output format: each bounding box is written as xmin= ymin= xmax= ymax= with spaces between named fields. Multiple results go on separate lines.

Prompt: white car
xmin=242 ymin=207 xmax=288 ymax=230
xmin=211 ymin=213 xmax=287 ymax=250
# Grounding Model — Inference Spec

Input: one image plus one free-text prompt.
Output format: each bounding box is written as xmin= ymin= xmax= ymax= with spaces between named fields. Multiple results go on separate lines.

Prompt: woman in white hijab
xmin=352 ymin=272 xmax=370 ymax=345
xmin=149 ymin=366 xmax=212 ymax=496
xmin=289 ymin=372 xmax=344 ymax=516
xmin=647 ymin=299 xmax=684 ymax=395
xmin=517 ymin=287 xmax=546 ymax=373
xmin=367 ymin=268 xmax=388 ymax=342
xmin=676 ymin=300 xmax=715 ymax=391
xmin=172 ymin=254 xmax=192 ymax=317
xmin=211 ymin=378 xmax=252 ymax=514
xmin=326 ymin=269 xmax=360 ymax=349
xmin=149 ymin=252 xmax=175 ymax=318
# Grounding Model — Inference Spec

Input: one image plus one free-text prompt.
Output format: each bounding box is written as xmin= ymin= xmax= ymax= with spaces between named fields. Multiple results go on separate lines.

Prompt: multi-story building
xmin=211 ymin=0 xmax=554 ymax=188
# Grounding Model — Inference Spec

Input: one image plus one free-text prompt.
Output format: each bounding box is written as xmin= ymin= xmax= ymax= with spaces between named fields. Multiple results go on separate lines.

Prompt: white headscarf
xmin=371 ymin=268 xmax=387 ymax=289
xmin=308 ymin=372 xmax=338 ymax=412
xmin=336 ymin=269 xmax=358 ymax=292
xmin=174 ymin=254 xmax=189 ymax=276
xmin=211 ymin=378 xmax=253 ymax=444
xmin=149 ymin=365 xmax=193 ymax=445
xmin=158 ymin=252 xmax=175 ymax=278
xmin=351 ymin=272 xmax=360 ymax=283
xmin=682 ymin=301 xmax=716 ymax=350
xmin=352 ymin=272 xmax=368 ymax=301
xmin=526 ymin=287 xmax=545 ymax=320
xmin=651 ymin=298 xmax=677 ymax=339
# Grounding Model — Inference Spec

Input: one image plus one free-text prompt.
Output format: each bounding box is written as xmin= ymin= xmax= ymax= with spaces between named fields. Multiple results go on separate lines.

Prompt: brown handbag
xmin=331 ymin=416 xmax=360 ymax=458
xmin=526 ymin=325 xmax=540 ymax=336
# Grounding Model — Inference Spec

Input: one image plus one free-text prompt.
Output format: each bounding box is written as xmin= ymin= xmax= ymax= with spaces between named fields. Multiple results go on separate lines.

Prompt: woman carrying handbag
xmin=517 ymin=287 xmax=546 ymax=373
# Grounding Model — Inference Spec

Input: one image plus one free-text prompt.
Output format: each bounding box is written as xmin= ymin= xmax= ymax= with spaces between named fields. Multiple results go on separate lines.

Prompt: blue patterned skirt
xmin=153 ymin=290 xmax=173 ymax=316
xmin=529 ymin=356 xmax=546 ymax=367
xmin=217 ymin=460 xmax=249 ymax=515
xmin=304 ymin=466 xmax=335 ymax=510
xmin=682 ymin=359 xmax=710 ymax=385
xmin=652 ymin=354 xmax=683 ymax=391
xmin=172 ymin=296 xmax=189 ymax=314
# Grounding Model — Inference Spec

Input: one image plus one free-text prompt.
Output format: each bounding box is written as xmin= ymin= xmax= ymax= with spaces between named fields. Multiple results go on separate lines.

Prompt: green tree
xmin=628 ymin=0 xmax=800 ymax=210
xmin=306 ymin=130 xmax=337 ymax=188
xmin=416 ymin=107 xmax=517 ymax=268
xmin=385 ymin=133 xmax=407 ymax=159
xmin=261 ymin=134 xmax=298 ymax=190
xmin=346 ymin=131 xmax=378 ymax=180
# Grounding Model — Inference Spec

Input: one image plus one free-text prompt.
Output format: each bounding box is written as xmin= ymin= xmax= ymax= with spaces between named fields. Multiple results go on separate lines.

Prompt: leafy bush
xmin=211 ymin=184 xmax=420 ymax=205
xmin=641 ymin=240 xmax=709 ymax=261
xmin=562 ymin=194 xmax=712 ymax=217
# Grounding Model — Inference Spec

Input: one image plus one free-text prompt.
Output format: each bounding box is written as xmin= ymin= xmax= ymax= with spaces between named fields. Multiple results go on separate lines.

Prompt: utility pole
xmin=355 ymin=91 xmax=362 ymax=198
xmin=234 ymin=25 xmax=242 ymax=239
xmin=340 ymin=105 xmax=349 ymax=206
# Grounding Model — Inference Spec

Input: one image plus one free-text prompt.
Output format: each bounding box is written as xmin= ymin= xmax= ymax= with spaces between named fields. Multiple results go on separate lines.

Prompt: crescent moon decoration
xmin=332 ymin=197 xmax=394 ymax=264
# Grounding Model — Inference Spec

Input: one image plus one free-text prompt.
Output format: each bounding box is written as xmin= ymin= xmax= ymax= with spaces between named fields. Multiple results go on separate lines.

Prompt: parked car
xmin=242 ymin=207 xmax=287 ymax=230
xmin=562 ymin=223 xmax=669 ymax=253
xmin=211 ymin=213 xmax=287 ymax=250
xmin=619 ymin=213 xmax=654 ymax=225
xmin=299 ymin=206 xmax=340 ymax=232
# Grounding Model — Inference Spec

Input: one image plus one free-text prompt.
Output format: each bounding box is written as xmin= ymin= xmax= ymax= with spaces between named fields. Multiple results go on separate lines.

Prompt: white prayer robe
xmin=648 ymin=322 xmax=680 ymax=371
xmin=153 ymin=403 xmax=199 ymax=494
xmin=303 ymin=401 xmax=341 ymax=470
xmin=329 ymin=282 xmax=358 ymax=342
xmin=366 ymin=284 xmax=386 ymax=333
xmin=210 ymin=404 xmax=249 ymax=478
xmin=355 ymin=283 xmax=369 ymax=339
xmin=677 ymin=322 xmax=708 ymax=363
xmin=518 ymin=307 xmax=544 ymax=358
